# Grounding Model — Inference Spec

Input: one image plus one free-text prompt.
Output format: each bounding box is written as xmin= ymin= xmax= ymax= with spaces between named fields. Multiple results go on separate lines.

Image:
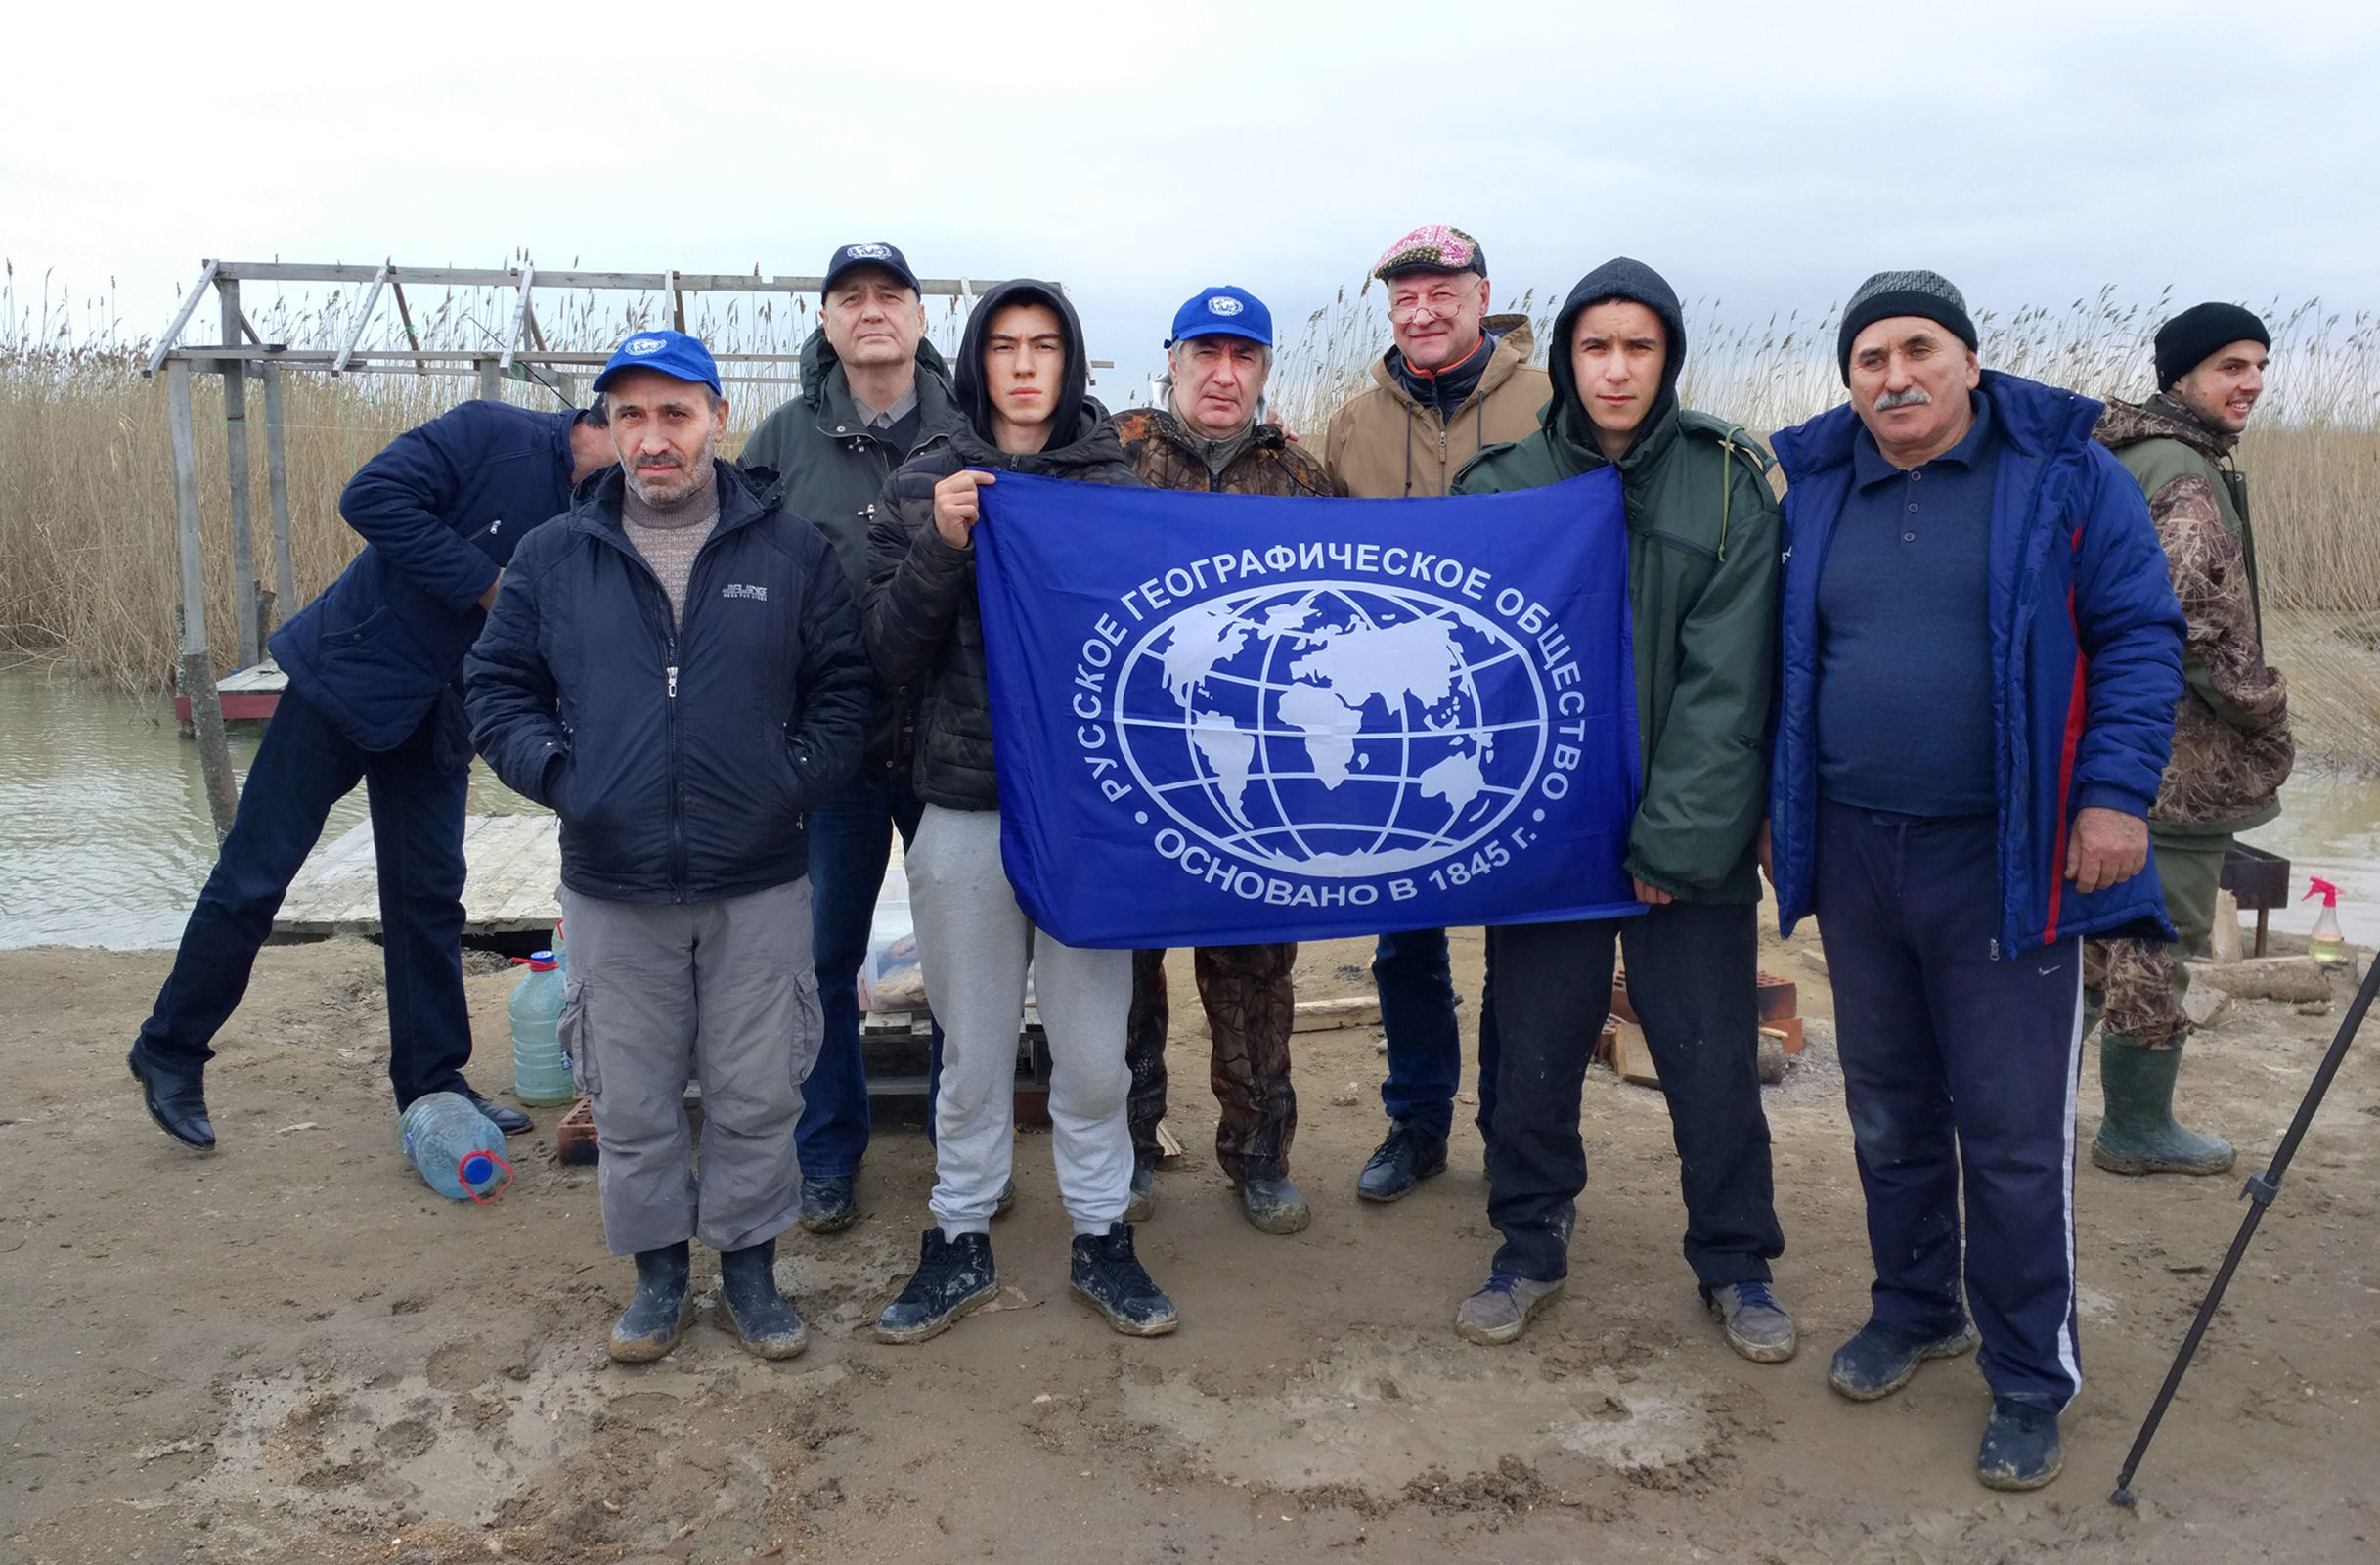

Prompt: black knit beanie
xmin=1836 ymin=270 xmax=1978 ymax=382
xmin=2154 ymin=303 xmax=2270 ymax=390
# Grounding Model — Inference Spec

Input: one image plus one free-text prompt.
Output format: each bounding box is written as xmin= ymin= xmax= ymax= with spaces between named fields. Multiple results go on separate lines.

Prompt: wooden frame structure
xmin=147 ymin=258 xmax=1045 ymax=836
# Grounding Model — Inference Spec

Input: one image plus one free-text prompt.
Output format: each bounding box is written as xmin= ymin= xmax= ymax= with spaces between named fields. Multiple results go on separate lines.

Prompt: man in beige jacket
xmin=1320 ymin=224 xmax=1552 ymax=1203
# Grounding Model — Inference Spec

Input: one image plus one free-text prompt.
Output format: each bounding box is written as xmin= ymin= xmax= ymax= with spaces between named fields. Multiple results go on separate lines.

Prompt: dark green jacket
xmin=740 ymin=330 xmax=964 ymax=775
xmin=1454 ymin=404 xmax=1781 ymax=903
xmin=739 ymin=330 xmax=965 ymax=598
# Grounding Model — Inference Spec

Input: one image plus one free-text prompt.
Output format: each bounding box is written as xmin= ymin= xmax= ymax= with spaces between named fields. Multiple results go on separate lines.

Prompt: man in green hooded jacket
xmin=1446 ymin=257 xmax=1790 ymax=1361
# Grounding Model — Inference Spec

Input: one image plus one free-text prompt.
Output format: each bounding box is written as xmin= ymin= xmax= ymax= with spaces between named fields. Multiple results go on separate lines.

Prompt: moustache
xmin=634 ymin=453 xmax=684 ymax=469
xmin=1873 ymin=386 xmax=1933 ymax=412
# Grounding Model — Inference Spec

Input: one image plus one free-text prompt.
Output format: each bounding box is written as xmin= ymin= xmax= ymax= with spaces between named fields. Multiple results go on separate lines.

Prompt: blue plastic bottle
xmin=509 ymin=951 xmax=574 ymax=1106
xmin=399 ymin=1091 xmax=511 ymax=1200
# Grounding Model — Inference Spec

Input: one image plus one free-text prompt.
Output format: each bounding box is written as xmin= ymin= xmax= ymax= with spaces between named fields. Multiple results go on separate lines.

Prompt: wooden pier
xmin=273 ymin=812 xmax=560 ymax=938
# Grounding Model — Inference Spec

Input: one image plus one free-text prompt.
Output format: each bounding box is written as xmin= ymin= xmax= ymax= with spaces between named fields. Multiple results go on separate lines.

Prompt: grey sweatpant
xmin=909 ymin=805 xmax=1133 ymax=1236
xmin=558 ymin=878 xmax=821 ymax=1256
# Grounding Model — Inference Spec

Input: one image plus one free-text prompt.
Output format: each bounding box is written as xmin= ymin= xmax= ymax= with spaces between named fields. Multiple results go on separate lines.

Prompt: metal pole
xmin=218 ymin=280 xmax=261 ymax=669
xmin=168 ymin=358 xmax=239 ymax=838
xmin=261 ymin=360 xmax=296 ymax=627
xmin=2109 ymin=951 xmax=2380 ymax=1507
xmin=476 ymin=356 xmax=501 ymax=401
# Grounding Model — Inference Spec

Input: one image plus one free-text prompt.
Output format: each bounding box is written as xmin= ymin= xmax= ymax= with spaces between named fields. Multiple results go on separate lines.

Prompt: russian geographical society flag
xmin=972 ymin=469 xmax=1642 ymax=949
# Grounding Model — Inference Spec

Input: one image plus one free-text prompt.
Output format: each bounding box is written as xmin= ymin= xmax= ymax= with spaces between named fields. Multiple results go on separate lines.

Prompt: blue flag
xmin=972 ymin=469 xmax=1641 ymax=949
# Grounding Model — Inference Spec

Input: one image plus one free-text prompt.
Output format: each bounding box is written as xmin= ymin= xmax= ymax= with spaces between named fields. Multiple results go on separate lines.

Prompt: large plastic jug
xmin=399 ymin=1092 xmax=512 ymax=1201
xmin=509 ymin=951 xmax=574 ymax=1105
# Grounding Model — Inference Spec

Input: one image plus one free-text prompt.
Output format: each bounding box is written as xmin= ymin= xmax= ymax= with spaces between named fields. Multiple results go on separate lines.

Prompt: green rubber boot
xmin=2092 ymin=1038 xmax=2234 ymax=1176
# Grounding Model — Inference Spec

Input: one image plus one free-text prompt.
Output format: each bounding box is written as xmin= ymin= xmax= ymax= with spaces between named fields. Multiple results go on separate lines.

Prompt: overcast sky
xmin=7 ymin=0 xmax=2375 ymax=393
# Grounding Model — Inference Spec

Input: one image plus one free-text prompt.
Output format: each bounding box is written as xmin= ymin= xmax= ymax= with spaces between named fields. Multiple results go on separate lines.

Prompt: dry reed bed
xmin=3 ymin=277 xmax=2376 ymax=760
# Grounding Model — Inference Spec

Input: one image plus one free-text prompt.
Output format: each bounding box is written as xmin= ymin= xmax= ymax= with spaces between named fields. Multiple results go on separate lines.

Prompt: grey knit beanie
xmin=1836 ymin=270 xmax=1978 ymax=382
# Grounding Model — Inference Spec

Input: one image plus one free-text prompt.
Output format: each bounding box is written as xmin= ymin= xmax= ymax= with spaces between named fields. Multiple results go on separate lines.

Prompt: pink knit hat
xmin=1372 ymin=224 xmax=1486 ymax=281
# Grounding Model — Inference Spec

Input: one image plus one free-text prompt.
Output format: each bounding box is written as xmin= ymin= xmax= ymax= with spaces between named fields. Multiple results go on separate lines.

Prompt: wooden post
xmin=218 ymin=280 xmax=261 ymax=669
xmin=260 ymin=359 xmax=296 ymax=627
xmin=168 ymin=358 xmax=239 ymax=838
xmin=476 ymin=356 xmax=501 ymax=401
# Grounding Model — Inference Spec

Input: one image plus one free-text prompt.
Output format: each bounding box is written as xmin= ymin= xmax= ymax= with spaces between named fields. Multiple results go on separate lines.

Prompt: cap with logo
xmin=592 ymin=330 xmax=722 ymax=395
xmin=1167 ymin=286 xmax=1273 ymax=349
xmin=1372 ymin=224 xmax=1486 ymax=282
xmin=823 ymin=241 xmax=921 ymax=294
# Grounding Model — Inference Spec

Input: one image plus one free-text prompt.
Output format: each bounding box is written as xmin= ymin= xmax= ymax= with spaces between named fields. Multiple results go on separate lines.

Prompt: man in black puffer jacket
xmin=467 ymin=332 xmax=870 ymax=1366
xmin=863 ymin=280 xmax=1178 ymax=1345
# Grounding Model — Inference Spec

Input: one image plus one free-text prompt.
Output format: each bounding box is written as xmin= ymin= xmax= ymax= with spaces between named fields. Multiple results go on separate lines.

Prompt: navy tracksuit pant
xmin=135 ymin=685 xmax=474 ymax=1110
xmin=1483 ymin=901 xmax=1785 ymax=1287
xmin=1815 ymin=799 xmax=2086 ymax=1411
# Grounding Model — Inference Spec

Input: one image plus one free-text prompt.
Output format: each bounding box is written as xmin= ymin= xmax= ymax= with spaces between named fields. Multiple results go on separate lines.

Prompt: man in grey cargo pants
xmin=465 ymin=332 xmax=870 ymax=1364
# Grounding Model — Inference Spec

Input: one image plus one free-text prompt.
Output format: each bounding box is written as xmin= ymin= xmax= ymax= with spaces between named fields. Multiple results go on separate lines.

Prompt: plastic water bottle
xmin=399 ymin=1091 xmax=511 ymax=1201
xmin=2304 ymin=877 xmax=2347 ymax=964
xmin=509 ymin=951 xmax=575 ymax=1105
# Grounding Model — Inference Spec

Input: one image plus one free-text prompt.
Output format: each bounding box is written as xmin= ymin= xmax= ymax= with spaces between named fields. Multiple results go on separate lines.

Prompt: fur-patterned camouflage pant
xmin=2085 ymin=830 xmax=2230 ymax=1049
xmin=1125 ymin=943 xmax=1297 ymax=1181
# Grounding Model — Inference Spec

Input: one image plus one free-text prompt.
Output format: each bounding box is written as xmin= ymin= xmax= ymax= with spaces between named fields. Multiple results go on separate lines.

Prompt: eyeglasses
xmin=1388 ymin=280 xmax=1482 ymax=324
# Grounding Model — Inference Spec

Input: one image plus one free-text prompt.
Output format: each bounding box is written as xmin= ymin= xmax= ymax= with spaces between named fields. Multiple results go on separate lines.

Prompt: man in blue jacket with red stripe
xmin=125 ymin=396 xmax=616 ymax=1150
xmin=1767 ymin=271 xmax=2184 ymax=1493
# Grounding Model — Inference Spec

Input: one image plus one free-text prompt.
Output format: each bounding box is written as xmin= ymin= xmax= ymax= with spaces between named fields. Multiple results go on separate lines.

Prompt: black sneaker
xmin=1069 ymin=1223 xmax=1178 ymax=1337
xmin=1124 ymin=1162 xmax=1158 ymax=1224
xmin=1827 ymin=1317 xmax=1981 ymax=1401
xmin=799 ymin=1175 xmax=857 ymax=1234
xmin=1357 ymin=1120 xmax=1448 ymax=1203
xmin=873 ymin=1229 xmax=997 ymax=1345
xmin=1976 ymin=1398 xmax=2063 ymax=1490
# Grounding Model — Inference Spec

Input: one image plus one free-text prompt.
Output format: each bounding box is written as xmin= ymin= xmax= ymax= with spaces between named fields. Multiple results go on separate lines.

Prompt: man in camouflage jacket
xmin=2087 ymin=302 xmax=2291 ymax=1176
xmin=1112 ymin=287 xmax=1333 ymax=1236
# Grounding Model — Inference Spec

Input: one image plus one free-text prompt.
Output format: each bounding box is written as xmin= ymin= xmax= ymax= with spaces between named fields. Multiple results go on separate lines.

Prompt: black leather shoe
xmin=127 ymin=1046 xmax=215 ymax=1150
xmin=462 ymin=1087 xmax=532 ymax=1136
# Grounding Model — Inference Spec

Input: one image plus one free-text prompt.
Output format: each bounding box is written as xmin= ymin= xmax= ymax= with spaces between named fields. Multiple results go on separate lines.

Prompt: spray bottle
xmin=2303 ymin=877 xmax=2345 ymax=964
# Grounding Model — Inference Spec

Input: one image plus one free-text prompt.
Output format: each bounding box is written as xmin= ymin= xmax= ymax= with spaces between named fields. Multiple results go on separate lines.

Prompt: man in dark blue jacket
xmin=1767 ymin=271 xmax=2184 ymax=1493
xmin=467 ymin=331 xmax=870 ymax=1365
xmin=125 ymin=396 xmax=615 ymax=1151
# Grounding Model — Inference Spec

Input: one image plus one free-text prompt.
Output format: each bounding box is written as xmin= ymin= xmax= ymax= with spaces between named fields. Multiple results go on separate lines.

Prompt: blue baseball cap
xmin=592 ymin=330 xmax=721 ymax=395
xmin=1167 ymin=286 xmax=1272 ymax=349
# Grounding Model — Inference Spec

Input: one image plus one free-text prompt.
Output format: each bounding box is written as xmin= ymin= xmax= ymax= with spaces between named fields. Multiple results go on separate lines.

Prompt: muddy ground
xmin=2 ymin=908 xmax=2376 ymax=1565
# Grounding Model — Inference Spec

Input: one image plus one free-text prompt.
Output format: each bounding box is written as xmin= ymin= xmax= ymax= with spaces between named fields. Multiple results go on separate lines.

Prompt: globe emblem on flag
xmin=1115 ymin=582 xmax=1549 ymax=876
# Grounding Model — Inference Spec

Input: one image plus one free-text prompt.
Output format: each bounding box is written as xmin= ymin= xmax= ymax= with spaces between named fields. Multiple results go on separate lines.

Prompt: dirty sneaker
xmin=1357 ymin=1120 xmax=1448 ymax=1203
xmin=1827 ymin=1317 xmax=1980 ymax=1401
xmin=1454 ymin=1272 xmax=1565 ymax=1346
xmin=1124 ymin=1161 xmax=1158 ymax=1224
xmin=1976 ymin=1398 xmax=2063 ymax=1490
xmin=1704 ymin=1280 xmax=1797 ymax=1364
xmin=874 ymin=1229 xmax=997 ymax=1345
xmin=994 ymin=1177 xmax=1016 ymax=1220
xmin=1069 ymin=1223 xmax=1179 ymax=1336
xmin=609 ymin=1241 xmax=694 ymax=1364
xmin=798 ymin=1174 xmax=857 ymax=1234
xmin=1236 ymin=1169 xmax=1311 ymax=1235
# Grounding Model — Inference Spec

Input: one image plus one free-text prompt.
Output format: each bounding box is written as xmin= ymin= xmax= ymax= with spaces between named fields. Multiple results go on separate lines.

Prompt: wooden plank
xmin=275 ymin=813 xmax=562 ymax=937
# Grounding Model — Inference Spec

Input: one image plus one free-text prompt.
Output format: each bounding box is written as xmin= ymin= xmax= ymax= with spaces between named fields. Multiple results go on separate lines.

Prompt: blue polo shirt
xmin=1816 ymin=392 xmax=2001 ymax=818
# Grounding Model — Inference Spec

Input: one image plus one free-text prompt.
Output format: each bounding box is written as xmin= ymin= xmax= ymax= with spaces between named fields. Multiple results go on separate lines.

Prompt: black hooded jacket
xmin=864 ymin=280 xmax=1143 ymax=811
xmin=1545 ymin=256 xmax=1689 ymax=463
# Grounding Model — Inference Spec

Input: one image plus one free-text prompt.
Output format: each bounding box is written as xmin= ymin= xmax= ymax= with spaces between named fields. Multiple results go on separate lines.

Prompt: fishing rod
xmin=2109 ymin=949 xmax=2380 ymax=1507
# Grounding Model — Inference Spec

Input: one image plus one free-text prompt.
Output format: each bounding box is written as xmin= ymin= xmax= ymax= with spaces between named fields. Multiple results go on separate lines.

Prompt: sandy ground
xmin=3 ymin=909 xmax=2377 ymax=1565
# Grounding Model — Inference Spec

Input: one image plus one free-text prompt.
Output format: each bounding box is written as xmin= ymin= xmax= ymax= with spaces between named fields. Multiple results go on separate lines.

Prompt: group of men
xmin=124 ymin=226 xmax=2290 ymax=1495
